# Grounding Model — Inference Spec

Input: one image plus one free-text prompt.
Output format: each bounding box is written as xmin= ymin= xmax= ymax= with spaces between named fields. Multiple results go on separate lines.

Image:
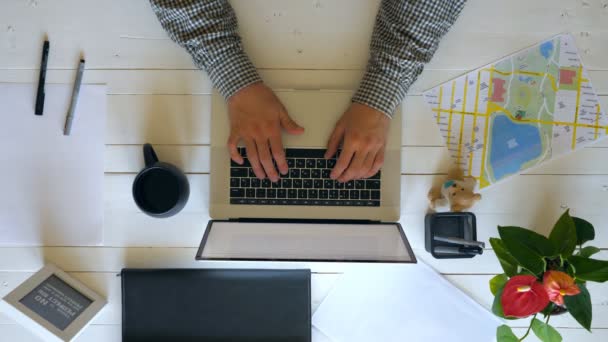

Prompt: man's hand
xmin=325 ymin=103 xmax=390 ymax=182
xmin=227 ymin=82 xmax=304 ymax=182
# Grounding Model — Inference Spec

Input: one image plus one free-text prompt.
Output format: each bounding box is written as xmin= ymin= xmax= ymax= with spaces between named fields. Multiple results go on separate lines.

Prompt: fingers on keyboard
xmin=229 ymin=148 xmax=381 ymax=207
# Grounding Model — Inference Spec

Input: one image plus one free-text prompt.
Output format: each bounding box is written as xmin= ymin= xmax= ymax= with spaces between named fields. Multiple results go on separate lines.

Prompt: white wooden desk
xmin=1 ymin=1 xmax=607 ymax=341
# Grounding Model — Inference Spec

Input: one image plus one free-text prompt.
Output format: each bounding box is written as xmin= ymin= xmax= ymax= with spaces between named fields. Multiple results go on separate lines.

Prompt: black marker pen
xmin=35 ymin=40 xmax=49 ymax=115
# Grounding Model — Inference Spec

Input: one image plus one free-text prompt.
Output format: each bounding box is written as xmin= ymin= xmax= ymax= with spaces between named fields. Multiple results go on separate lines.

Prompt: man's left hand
xmin=325 ymin=103 xmax=390 ymax=182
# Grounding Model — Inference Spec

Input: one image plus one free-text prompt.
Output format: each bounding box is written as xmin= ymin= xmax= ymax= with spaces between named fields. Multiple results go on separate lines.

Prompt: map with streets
xmin=423 ymin=34 xmax=606 ymax=189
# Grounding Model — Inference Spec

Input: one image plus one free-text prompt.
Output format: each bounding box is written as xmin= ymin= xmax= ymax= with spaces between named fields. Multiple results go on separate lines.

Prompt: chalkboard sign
xmin=19 ymin=275 xmax=93 ymax=330
xmin=1 ymin=264 xmax=106 ymax=341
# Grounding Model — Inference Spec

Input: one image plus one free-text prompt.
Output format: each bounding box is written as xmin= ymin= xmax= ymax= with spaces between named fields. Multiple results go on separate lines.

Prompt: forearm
xmin=353 ymin=0 xmax=467 ymax=117
xmin=149 ymin=0 xmax=261 ymax=99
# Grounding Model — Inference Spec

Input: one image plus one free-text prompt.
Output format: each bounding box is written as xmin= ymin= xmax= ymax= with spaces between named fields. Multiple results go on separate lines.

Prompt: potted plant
xmin=489 ymin=210 xmax=607 ymax=341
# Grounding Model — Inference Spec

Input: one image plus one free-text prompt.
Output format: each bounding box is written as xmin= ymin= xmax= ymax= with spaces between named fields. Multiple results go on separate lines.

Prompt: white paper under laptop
xmin=312 ymin=262 xmax=501 ymax=342
xmin=0 ymin=84 xmax=105 ymax=246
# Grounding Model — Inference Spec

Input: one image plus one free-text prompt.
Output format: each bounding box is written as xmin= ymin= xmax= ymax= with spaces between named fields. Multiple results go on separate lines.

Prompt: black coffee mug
xmin=132 ymin=144 xmax=190 ymax=218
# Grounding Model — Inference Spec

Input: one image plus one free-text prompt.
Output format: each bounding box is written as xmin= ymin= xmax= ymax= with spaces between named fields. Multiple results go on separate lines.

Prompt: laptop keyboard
xmin=230 ymin=148 xmax=381 ymax=207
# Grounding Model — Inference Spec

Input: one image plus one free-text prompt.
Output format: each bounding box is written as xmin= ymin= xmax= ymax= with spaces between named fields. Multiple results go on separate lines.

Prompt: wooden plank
xmin=0 ymin=325 xmax=335 ymax=342
xmin=0 ymin=325 xmax=120 ymax=342
xmin=106 ymin=95 xmax=211 ymax=145
xmin=105 ymin=145 xmax=210 ymax=174
xmin=0 ymin=247 xmax=453 ymax=273
xmin=104 ymin=174 xmax=208 ymax=212
xmin=0 ymin=247 xmax=605 ymax=277
xmin=2 ymin=1 xmax=608 ymax=69
xmin=105 ymin=212 xmax=590 ymax=253
xmin=421 ymin=250 xmax=608 ymax=276
xmin=100 ymin=209 xmax=608 ymax=260
xmin=0 ymin=245 xmax=366 ymax=274
xmin=453 ymin=0 xmax=608 ymax=31
xmin=0 ymin=69 xmax=214 ymax=95
xmin=3 ymin=77 xmax=608 ymax=148
xmin=0 ymin=0 xmax=189 ymax=69
xmin=99 ymin=174 xmax=608 ymax=247
xmin=0 ymin=323 xmax=604 ymax=342
xmin=102 ymin=94 xmax=608 ymax=147
xmin=102 ymin=211 xmax=208 ymax=248
xmin=1 ymin=69 xmax=607 ymax=95
xmin=104 ymin=144 xmax=608 ymax=175
xmin=426 ymin=32 xmax=608 ymax=71
xmin=103 ymin=94 xmax=608 ymax=146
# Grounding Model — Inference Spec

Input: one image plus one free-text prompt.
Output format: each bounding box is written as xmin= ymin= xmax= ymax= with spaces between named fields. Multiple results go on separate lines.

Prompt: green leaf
xmin=569 ymin=256 xmax=608 ymax=282
xmin=566 ymin=262 xmax=576 ymax=277
xmin=549 ymin=210 xmax=577 ymax=257
xmin=496 ymin=325 xmax=519 ymax=342
xmin=578 ymin=246 xmax=601 ymax=258
xmin=564 ymin=283 xmax=592 ymax=331
xmin=573 ymin=217 xmax=595 ymax=245
xmin=531 ymin=318 xmax=562 ymax=342
xmin=517 ymin=269 xmax=537 ymax=277
xmin=491 ymin=284 xmax=516 ymax=320
xmin=490 ymin=274 xmax=509 ymax=296
xmin=499 ymin=226 xmax=556 ymax=256
xmin=490 ymin=238 xmax=519 ymax=277
xmin=498 ymin=227 xmax=546 ymax=275
xmin=492 ymin=285 xmax=506 ymax=318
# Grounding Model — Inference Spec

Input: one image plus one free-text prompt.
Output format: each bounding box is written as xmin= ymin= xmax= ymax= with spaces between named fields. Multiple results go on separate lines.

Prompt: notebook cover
xmin=121 ymin=268 xmax=311 ymax=342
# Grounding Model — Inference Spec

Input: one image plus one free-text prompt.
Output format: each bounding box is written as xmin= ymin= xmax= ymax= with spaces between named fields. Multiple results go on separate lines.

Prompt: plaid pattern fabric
xmin=353 ymin=0 xmax=466 ymax=117
xmin=149 ymin=0 xmax=262 ymax=99
xmin=150 ymin=0 xmax=466 ymax=117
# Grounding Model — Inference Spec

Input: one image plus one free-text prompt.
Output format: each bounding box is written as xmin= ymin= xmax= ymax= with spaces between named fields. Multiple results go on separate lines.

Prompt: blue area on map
xmin=489 ymin=114 xmax=542 ymax=180
xmin=518 ymin=76 xmax=533 ymax=83
xmin=540 ymin=41 xmax=553 ymax=59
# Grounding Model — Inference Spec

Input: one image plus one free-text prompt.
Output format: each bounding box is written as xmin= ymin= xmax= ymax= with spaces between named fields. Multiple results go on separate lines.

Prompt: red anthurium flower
xmin=543 ymin=271 xmax=580 ymax=306
xmin=501 ymin=275 xmax=550 ymax=318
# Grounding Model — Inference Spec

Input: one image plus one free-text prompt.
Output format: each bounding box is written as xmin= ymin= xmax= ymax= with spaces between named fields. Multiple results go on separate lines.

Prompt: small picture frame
xmin=1 ymin=264 xmax=106 ymax=341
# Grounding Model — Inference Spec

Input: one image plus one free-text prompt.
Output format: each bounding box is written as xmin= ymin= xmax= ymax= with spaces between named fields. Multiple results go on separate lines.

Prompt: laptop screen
xmin=196 ymin=221 xmax=416 ymax=263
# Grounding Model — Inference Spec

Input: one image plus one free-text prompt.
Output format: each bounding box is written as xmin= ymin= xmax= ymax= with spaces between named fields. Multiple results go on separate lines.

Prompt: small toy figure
xmin=428 ymin=176 xmax=481 ymax=212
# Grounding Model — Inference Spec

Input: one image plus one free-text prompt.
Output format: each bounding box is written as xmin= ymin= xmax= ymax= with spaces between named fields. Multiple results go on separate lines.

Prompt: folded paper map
xmin=423 ymin=34 xmax=605 ymax=189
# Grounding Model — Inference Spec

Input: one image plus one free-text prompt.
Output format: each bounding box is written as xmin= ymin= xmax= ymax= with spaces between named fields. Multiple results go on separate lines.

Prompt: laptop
xmin=199 ymin=90 xmax=415 ymax=263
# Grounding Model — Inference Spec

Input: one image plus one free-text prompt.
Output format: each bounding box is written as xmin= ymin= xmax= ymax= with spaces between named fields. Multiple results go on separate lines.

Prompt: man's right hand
xmin=227 ymin=82 xmax=304 ymax=182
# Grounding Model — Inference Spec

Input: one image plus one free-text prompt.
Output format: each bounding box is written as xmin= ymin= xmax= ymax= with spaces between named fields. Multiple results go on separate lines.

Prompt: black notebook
xmin=121 ymin=268 xmax=311 ymax=342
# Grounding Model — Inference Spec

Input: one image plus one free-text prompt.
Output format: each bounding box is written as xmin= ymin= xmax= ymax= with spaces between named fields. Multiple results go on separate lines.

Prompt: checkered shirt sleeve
xmin=353 ymin=0 xmax=467 ymax=118
xmin=149 ymin=0 xmax=466 ymax=116
xmin=149 ymin=0 xmax=262 ymax=100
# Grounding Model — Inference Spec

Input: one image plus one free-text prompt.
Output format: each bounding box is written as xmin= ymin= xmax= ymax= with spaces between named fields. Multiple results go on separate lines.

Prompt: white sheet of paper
xmin=0 ymin=83 xmax=106 ymax=246
xmin=312 ymin=262 xmax=501 ymax=342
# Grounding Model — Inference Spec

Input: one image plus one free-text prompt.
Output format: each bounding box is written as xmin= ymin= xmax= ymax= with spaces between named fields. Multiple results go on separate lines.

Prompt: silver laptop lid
xmin=196 ymin=221 xmax=416 ymax=263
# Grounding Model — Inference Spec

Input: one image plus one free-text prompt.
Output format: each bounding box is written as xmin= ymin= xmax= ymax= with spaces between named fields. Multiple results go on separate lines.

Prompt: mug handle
xmin=143 ymin=143 xmax=159 ymax=167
